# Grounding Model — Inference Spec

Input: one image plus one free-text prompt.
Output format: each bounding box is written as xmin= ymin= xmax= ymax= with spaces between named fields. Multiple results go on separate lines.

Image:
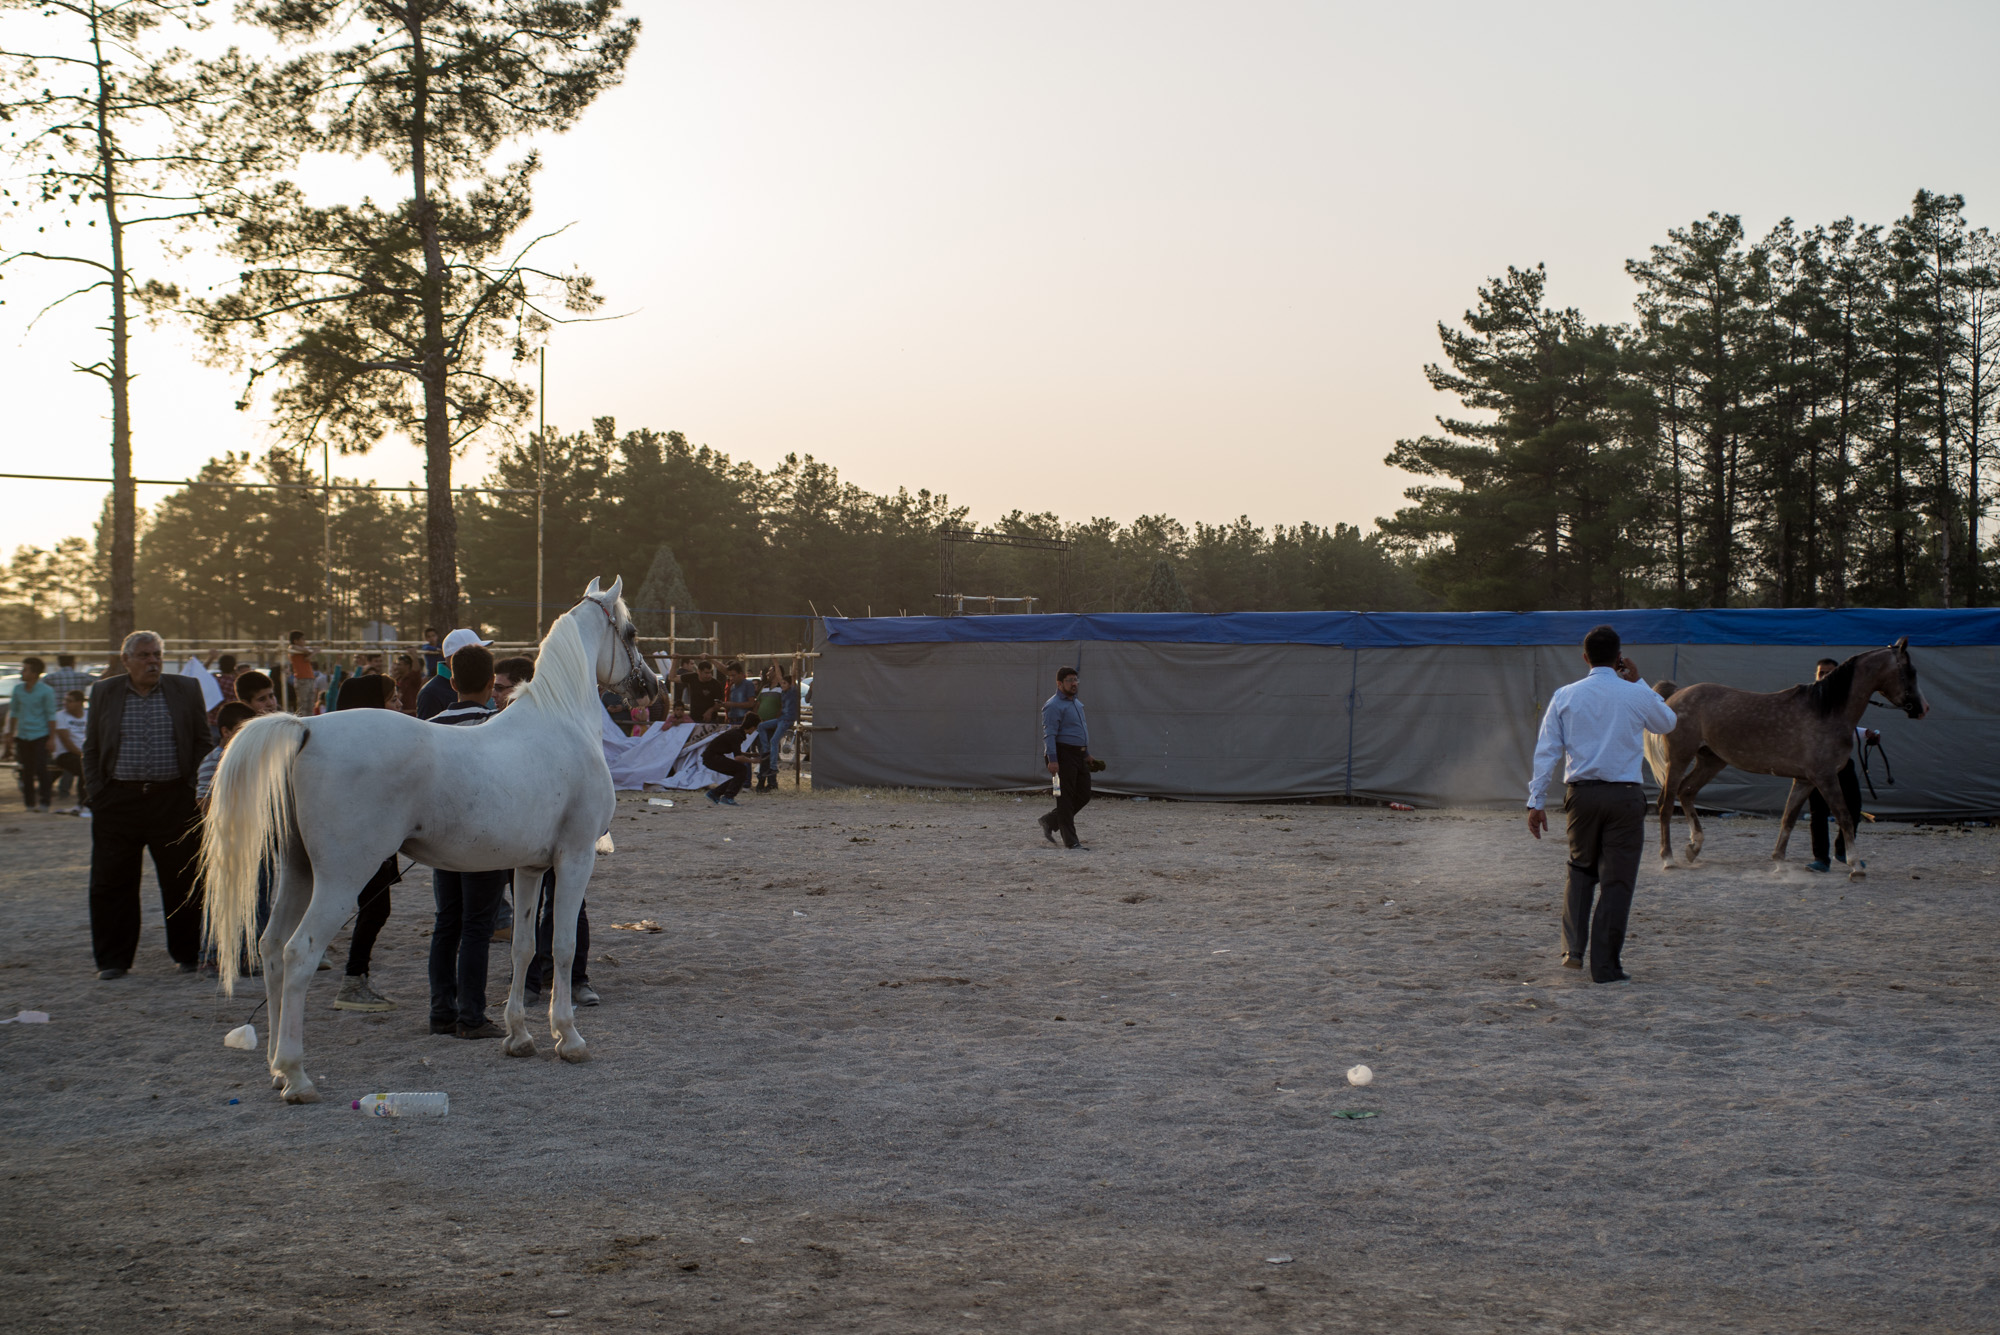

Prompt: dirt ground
xmin=1 ymin=785 xmax=1996 ymax=1334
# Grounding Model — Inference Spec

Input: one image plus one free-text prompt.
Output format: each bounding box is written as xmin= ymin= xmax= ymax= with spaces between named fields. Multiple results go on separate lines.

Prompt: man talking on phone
xmin=1526 ymin=625 xmax=1678 ymax=984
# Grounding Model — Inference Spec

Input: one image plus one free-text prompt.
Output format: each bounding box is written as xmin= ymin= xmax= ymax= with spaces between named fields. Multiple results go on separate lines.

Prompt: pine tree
xmin=1134 ymin=559 xmax=1193 ymax=613
xmin=189 ymin=0 xmax=638 ymax=633
xmin=633 ymin=544 xmax=696 ymax=639
xmin=1381 ymin=265 xmax=1652 ymax=610
xmin=1 ymin=0 xmax=268 ymax=646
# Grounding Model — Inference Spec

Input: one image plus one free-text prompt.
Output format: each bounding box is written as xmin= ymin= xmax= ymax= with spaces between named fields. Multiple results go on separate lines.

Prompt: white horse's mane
xmin=511 ymin=608 xmax=609 ymax=734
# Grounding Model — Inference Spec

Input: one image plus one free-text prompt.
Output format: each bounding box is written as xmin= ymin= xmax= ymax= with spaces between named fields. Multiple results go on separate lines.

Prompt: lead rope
xmin=1858 ymin=733 xmax=1893 ymax=801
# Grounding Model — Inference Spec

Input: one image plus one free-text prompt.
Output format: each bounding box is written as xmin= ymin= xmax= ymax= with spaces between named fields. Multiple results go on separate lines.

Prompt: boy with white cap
xmin=416 ymin=628 xmax=493 ymax=720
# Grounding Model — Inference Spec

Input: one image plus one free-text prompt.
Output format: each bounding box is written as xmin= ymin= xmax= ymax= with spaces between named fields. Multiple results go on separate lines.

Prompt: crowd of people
xmin=2 ymin=628 xmax=810 ymax=1042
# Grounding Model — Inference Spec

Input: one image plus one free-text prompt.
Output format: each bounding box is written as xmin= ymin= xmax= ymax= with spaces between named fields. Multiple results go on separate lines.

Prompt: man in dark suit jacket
xmin=84 ymin=631 xmax=210 ymax=979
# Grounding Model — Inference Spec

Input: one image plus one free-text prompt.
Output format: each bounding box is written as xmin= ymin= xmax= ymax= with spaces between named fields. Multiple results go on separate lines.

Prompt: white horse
xmin=202 ymin=579 xmax=661 ymax=1103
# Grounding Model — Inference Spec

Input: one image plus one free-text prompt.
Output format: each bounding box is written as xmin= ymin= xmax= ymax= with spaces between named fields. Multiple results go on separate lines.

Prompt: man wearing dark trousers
xmin=1526 ymin=625 xmax=1678 ymax=984
xmin=1038 ymin=666 xmax=1093 ymax=850
xmin=702 ymin=717 xmax=755 ymax=805
xmin=84 ymin=631 xmax=211 ymax=979
xmin=1805 ymin=657 xmax=1873 ymax=874
xmin=426 ymin=645 xmax=509 ymax=1039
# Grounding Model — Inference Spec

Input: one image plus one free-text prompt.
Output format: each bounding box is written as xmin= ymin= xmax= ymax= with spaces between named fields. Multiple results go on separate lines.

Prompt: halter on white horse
xmin=201 ymin=580 xmax=660 ymax=1103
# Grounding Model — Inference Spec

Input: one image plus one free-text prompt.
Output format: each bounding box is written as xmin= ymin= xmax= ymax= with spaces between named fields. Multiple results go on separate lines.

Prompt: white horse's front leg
xmin=503 ymin=868 xmax=543 ymax=1058
xmin=548 ymin=851 xmax=592 ymax=1063
xmin=272 ymin=892 xmax=352 ymax=1104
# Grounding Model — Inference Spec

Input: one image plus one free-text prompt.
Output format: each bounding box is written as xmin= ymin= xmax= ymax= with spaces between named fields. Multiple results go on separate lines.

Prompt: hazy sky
xmin=6 ymin=0 xmax=1999 ymax=553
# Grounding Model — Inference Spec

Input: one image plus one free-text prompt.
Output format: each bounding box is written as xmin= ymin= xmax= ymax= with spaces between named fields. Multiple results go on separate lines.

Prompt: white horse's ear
xmin=584 ymin=576 xmax=603 ymax=597
xmin=606 ymin=575 xmax=623 ymax=604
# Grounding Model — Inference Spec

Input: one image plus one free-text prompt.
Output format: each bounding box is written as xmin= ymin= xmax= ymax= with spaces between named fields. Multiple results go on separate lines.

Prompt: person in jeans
xmin=83 ymin=631 xmax=210 ymax=979
xmin=5 ymin=656 xmax=58 ymax=811
xmin=751 ymin=663 xmax=790 ymax=792
xmin=50 ymin=690 xmax=89 ymax=812
xmin=328 ymin=673 xmax=402 ymax=1011
xmin=426 ymin=644 xmax=509 ymax=1038
xmin=1526 ymin=624 xmax=1679 ymax=985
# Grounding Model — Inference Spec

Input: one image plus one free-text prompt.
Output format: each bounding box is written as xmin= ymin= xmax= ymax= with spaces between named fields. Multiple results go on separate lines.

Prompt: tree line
xmin=3 ymin=0 xmax=1993 ymax=634
xmin=3 ymin=0 xmax=636 ymax=646
xmin=0 ymin=422 xmax=1425 ymax=647
xmin=1386 ymin=194 xmax=2000 ymax=610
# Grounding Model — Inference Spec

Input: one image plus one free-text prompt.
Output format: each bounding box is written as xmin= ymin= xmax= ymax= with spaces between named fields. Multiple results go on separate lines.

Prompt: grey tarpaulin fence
xmin=808 ymin=608 xmax=2000 ymax=818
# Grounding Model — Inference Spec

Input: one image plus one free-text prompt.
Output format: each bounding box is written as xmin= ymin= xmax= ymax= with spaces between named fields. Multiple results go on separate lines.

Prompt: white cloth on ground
xmin=600 ymin=715 xmax=732 ymax=791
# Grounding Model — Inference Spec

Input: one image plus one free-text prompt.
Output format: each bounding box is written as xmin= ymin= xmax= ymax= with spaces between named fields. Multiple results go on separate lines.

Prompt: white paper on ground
xmin=1 ymin=1010 xmax=50 ymax=1024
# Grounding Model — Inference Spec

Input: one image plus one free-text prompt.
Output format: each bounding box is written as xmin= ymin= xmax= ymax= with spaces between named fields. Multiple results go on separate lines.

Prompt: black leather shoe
xmin=177 ymin=961 xmax=199 ymax=974
xmin=457 ymin=1020 xmax=505 ymax=1039
xmin=1561 ymin=953 xmax=1584 ymax=969
xmin=430 ymin=1018 xmax=457 ymax=1035
xmin=1037 ymin=815 xmax=1058 ymax=845
xmin=97 ymin=967 xmax=128 ymax=980
xmin=1595 ymin=970 xmax=1632 ymax=985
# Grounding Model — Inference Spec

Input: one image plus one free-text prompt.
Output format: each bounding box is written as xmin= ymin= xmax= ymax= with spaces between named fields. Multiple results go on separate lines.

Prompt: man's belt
xmin=1567 ymin=779 xmax=1640 ymax=787
xmin=108 ymin=778 xmax=184 ymax=794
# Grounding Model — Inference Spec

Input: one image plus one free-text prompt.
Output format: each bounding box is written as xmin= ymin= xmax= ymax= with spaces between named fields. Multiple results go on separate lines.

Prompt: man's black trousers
xmin=345 ymin=856 xmax=401 ymax=976
xmin=429 ymin=869 xmax=508 ymax=1028
xmin=15 ymin=737 xmax=52 ymax=808
xmin=1808 ymin=761 xmax=1863 ymax=864
xmin=523 ymin=868 xmax=590 ymax=992
xmin=88 ymin=779 xmax=203 ymax=969
xmin=708 ymin=756 xmax=750 ymax=800
xmin=1047 ymin=743 xmax=1093 ymax=848
xmin=1562 ymin=781 xmax=1646 ymax=982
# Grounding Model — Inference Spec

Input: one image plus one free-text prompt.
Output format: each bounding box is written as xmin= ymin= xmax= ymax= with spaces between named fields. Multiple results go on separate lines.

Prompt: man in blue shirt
xmin=1527 ymin=624 xmax=1678 ymax=984
xmin=1038 ymin=666 xmax=1094 ymax=850
xmin=5 ymin=656 xmax=59 ymax=811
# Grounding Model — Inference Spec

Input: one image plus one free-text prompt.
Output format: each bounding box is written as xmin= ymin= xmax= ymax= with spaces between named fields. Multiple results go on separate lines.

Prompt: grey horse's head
xmin=1882 ymin=637 xmax=1928 ymax=719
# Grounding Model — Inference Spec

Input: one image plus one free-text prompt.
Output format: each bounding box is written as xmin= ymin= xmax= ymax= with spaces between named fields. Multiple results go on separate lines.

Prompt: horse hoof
xmin=557 ymin=1040 xmax=591 ymax=1064
xmin=504 ymin=1034 xmax=537 ymax=1058
xmin=270 ymin=1073 xmax=285 ymax=1090
xmin=282 ymin=1080 xmax=320 ymax=1105
xmin=1848 ymin=869 xmax=1867 ymax=882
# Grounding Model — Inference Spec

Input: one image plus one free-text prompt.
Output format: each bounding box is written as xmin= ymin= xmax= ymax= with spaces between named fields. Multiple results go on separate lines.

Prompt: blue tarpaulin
xmin=822 ymin=607 xmax=2000 ymax=649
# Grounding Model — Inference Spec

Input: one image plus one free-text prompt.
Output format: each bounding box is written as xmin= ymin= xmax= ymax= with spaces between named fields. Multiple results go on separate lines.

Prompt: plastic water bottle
xmin=352 ymin=1092 xmax=449 ymax=1118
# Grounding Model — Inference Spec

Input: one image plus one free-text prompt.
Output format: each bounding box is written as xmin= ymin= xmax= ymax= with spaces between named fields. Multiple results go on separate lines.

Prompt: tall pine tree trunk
xmin=92 ymin=3 xmax=135 ymax=649
xmin=407 ymin=13 xmax=460 ymax=633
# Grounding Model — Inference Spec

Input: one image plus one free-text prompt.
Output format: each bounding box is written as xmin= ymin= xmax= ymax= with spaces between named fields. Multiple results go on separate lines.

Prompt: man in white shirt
xmin=1527 ymin=625 xmax=1678 ymax=984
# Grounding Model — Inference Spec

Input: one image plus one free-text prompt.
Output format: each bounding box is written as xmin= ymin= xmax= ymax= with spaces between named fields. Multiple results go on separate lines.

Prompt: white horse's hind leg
xmin=259 ymin=853 xmax=311 ymax=1088
xmin=271 ymin=877 xmax=363 ymax=1104
xmin=548 ymin=850 xmax=593 ymax=1063
xmin=503 ymin=868 xmax=544 ymax=1058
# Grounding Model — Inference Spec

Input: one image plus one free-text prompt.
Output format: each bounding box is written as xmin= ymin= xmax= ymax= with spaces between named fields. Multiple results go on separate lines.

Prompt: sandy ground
xmin=1 ymin=784 xmax=1996 ymax=1334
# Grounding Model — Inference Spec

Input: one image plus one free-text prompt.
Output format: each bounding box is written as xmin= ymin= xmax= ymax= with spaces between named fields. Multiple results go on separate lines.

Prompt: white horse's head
xmin=572 ymin=576 xmax=663 ymax=702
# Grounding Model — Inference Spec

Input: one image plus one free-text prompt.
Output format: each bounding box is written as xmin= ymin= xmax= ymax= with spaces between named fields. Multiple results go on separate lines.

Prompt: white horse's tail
xmin=201 ymin=713 xmax=308 ymax=996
